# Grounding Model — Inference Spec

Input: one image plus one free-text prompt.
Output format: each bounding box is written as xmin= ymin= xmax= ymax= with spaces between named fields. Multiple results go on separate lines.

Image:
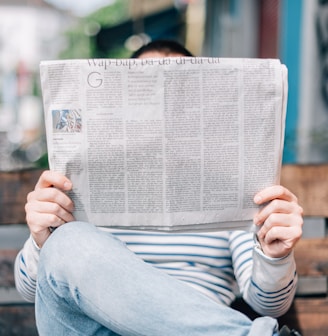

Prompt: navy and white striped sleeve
xmin=229 ymin=231 xmax=297 ymax=318
xmin=14 ymin=236 xmax=40 ymax=302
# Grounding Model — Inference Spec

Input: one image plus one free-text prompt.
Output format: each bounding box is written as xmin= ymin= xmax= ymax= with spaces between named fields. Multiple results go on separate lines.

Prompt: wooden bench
xmin=1 ymin=165 xmax=328 ymax=335
xmin=232 ymin=164 xmax=328 ymax=336
xmin=279 ymin=164 xmax=328 ymax=335
xmin=0 ymin=168 xmax=42 ymax=336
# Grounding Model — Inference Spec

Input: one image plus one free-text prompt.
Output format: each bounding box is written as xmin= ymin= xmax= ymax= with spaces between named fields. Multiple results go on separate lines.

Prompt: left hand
xmin=253 ymin=185 xmax=303 ymax=258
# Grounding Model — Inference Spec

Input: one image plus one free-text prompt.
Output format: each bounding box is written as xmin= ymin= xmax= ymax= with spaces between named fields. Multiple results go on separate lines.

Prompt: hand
xmin=25 ymin=170 xmax=75 ymax=248
xmin=253 ymin=185 xmax=303 ymax=258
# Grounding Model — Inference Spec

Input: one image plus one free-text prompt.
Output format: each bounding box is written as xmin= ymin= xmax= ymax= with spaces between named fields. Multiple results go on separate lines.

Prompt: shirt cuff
xmin=31 ymin=236 xmax=41 ymax=251
xmin=252 ymin=235 xmax=296 ymax=290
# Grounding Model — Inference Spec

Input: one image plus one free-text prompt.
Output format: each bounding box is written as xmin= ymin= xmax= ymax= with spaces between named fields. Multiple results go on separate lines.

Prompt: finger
xmin=257 ymin=213 xmax=303 ymax=239
xmin=27 ymin=212 xmax=66 ymax=232
xmin=254 ymin=199 xmax=302 ymax=226
xmin=27 ymin=188 xmax=74 ymax=213
xmin=262 ymin=225 xmax=302 ymax=245
xmin=35 ymin=170 xmax=72 ymax=191
xmin=254 ymin=185 xmax=298 ymax=205
xmin=26 ymin=200 xmax=75 ymax=225
xmin=257 ymin=227 xmax=301 ymax=258
xmin=257 ymin=213 xmax=290 ymax=239
xmin=26 ymin=212 xmax=67 ymax=248
xmin=26 ymin=210 xmax=71 ymax=238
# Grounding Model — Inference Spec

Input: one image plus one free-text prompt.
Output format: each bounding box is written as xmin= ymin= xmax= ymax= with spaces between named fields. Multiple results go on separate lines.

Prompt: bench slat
xmin=0 ymin=305 xmax=37 ymax=336
xmin=279 ymin=298 xmax=328 ymax=336
xmin=294 ymin=238 xmax=328 ymax=276
xmin=281 ymin=164 xmax=328 ymax=217
xmin=0 ymin=169 xmax=43 ymax=225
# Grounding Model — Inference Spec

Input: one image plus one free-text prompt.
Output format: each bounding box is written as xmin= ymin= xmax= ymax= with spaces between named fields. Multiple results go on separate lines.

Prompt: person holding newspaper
xmin=15 ymin=40 xmax=303 ymax=336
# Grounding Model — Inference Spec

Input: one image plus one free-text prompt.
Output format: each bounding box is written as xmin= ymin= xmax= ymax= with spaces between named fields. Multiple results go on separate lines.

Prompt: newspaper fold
xmin=40 ymin=57 xmax=287 ymax=232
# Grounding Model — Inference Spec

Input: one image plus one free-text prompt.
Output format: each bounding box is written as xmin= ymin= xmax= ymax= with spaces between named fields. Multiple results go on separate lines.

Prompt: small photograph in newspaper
xmin=52 ymin=109 xmax=82 ymax=133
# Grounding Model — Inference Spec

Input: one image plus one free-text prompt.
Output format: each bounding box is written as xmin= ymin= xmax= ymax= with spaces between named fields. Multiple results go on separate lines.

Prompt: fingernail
xmin=254 ymin=195 xmax=262 ymax=204
xmin=64 ymin=181 xmax=72 ymax=189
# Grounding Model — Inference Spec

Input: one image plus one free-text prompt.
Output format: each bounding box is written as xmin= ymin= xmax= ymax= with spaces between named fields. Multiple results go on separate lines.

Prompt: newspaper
xmin=39 ymin=57 xmax=288 ymax=232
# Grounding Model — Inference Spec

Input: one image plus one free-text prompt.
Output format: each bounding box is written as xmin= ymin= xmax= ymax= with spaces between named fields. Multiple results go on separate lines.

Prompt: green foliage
xmin=58 ymin=0 xmax=130 ymax=60
xmin=34 ymin=152 xmax=49 ymax=169
xmin=88 ymin=0 xmax=130 ymax=26
xmin=59 ymin=24 xmax=93 ymax=59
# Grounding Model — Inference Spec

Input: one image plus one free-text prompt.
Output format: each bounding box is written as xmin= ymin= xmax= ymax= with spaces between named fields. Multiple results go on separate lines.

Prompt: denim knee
xmin=38 ymin=221 xmax=128 ymax=279
xmin=38 ymin=221 xmax=102 ymax=279
xmin=42 ymin=221 xmax=96 ymax=252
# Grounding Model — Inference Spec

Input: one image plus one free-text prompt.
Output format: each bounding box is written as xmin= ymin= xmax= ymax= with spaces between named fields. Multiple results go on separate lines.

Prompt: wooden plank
xmin=296 ymin=276 xmax=327 ymax=296
xmin=0 ymin=249 xmax=37 ymax=332
xmin=233 ymin=297 xmax=328 ymax=336
xmin=0 ymin=164 xmax=327 ymax=224
xmin=0 ymin=250 xmax=17 ymax=287
xmin=279 ymin=298 xmax=328 ymax=336
xmin=281 ymin=164 xmax=328 ymax=217
xmin=0 ymin=169 xmax=43 ymax=225
xmin=1 ymin=164 xmax=327 ymax=222
xmin=294 ymin=238 xmax=328 ymax=276
xmin=0 ymin=305 xmax=37 ymax=336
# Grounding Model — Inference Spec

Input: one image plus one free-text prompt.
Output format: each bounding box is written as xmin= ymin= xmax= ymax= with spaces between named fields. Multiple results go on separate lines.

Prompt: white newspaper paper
xmin=40 ymin=57 xmax=287 ymax=232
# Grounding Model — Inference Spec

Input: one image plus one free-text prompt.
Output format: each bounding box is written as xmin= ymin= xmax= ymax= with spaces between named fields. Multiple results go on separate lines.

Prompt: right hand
xmin=25 ymin=170 xmax=75 ymax=248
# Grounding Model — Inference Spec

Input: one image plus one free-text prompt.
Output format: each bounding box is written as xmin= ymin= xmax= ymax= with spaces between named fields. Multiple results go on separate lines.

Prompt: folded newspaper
xmin=40 ymin=57 xmax=287 ymax=232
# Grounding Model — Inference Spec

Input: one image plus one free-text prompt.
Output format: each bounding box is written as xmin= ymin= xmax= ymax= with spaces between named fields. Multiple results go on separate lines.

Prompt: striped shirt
xmin=15 ymin=228 xmax=297 ymax=318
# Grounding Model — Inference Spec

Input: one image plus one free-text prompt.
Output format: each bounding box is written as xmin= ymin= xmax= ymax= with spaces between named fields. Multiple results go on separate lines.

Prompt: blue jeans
xmin=35 ymin=221 xmax=279 ymax=336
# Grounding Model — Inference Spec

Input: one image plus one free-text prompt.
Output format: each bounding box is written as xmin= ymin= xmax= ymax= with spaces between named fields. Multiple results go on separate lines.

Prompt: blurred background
xmin=0 ymin=0 xmax=327 ymax=171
